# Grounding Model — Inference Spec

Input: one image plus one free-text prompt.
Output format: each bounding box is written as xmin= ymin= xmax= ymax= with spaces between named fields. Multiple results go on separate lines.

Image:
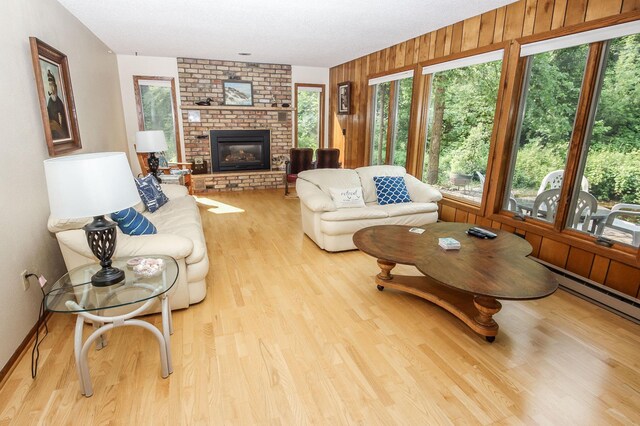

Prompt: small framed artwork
xmin=223 ymin=80 xmax=253 ymax=106
xmin=337 ymin=81 xmax=351 ymax=115
xmin=29 ymin=37 xmax=82 ymax=156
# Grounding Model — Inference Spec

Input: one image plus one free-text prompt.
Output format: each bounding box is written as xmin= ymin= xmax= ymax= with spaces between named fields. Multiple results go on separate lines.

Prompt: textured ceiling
xmin=57 ymin=0 xmax=516 ymax=67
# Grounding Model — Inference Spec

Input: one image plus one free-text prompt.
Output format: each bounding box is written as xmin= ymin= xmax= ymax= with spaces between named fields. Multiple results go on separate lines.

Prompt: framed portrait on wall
xmin=337 ymin=81 xmax=351 ymax=115
xmin=29 ymin=37 xmax=82 ymax=156
xmin=223 ymin=80 xmax=253 ymax=106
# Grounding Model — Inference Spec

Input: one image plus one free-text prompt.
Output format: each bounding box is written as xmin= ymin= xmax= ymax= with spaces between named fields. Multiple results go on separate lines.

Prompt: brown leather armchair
xmin=314 ymin=148 xmax=341 ymax=169
xmin=285 ymin=148 xmax=314 ymax=196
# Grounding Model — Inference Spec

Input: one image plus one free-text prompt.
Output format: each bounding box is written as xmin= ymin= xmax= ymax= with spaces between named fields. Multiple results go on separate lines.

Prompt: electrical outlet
xmin=21 ymin=270 xmax=30 ymax=291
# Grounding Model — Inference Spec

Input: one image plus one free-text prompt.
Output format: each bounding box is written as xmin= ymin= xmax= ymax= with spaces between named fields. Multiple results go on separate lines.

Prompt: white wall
xmin=116 ymin=55 xmax=184 ymax=175
xmin=291 ymin=66 xmax=330 ymax=148
xmin=0 ymin=0 xmax=127 ymax=371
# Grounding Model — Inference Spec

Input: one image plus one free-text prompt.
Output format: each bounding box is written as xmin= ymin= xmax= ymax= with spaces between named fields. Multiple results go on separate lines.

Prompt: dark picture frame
xmin=223 ymin=80 xmax=254 ymax=106
xmin=29 ymin=37 xmax=81 ymax=156
xmin=337 ymin=81 xmax=351 ymax=115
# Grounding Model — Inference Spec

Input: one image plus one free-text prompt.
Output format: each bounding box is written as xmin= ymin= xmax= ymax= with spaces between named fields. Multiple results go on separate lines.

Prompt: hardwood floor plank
xmin=0 ymin=190 xmax=638 ymax=424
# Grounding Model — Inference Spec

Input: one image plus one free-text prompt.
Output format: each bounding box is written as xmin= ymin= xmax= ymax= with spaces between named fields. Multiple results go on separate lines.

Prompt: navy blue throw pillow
xmin=111 ymin=208 xmax=157 ymax=235
xmin=373 ymin=176 xmax=411 ymax=205
xmin=135 ymin=174 xmax=168 ymax=213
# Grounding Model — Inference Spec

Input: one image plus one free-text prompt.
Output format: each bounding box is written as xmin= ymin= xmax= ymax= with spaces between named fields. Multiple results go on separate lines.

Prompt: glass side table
xmin=45 ymin=255 xmax=178 ymax=397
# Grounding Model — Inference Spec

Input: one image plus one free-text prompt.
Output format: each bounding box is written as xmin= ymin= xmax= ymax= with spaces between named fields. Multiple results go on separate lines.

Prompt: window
xmin=369 ymin=70 xmax=413 ymax=167
xmin=133 ymin=76 xmax=181 ymax=163
xmin=503 ymin=21 xmax=640 ymax=248
xmin=504 ymin=45 xmax=589 ymax=222
xmin=295 ymin=84 xmax=325 ymax=154
xmin=570 ymin=34 xmax=640 ymax=247
xmin=421 ymin=51 xmax=503 ymax=205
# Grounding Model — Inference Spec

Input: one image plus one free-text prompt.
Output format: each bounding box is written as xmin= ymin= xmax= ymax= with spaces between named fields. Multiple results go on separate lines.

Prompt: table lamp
xmin=44 ymin=152 xmax=141 ymax=286
xmin=136 ymin=130 xmax=168 ymax=183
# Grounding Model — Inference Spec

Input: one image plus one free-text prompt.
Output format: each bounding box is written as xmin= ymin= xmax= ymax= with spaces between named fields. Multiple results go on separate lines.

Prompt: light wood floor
xmin=1 ymin=189 xmax=639 ymax=425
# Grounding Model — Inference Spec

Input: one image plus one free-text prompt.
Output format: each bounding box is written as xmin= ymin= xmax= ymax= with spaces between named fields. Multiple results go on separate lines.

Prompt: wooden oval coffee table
xmin=353 ymin=223 xmax=558 ymax=342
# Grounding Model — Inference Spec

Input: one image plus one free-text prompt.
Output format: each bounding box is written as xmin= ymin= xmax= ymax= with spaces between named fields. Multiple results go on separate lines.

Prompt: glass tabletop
xmin=45 ymin=256 xmax=178 ymax=313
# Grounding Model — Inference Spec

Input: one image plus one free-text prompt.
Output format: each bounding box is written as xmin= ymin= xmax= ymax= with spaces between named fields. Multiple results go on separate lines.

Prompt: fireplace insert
xmin=210 ymin=130 xmax=270 ymax=172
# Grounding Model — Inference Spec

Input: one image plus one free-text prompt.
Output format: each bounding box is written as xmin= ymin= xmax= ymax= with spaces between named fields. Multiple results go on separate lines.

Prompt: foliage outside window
xmin=370 ymin=75 xmax=413 ymax=167
xmin=136 ymin=78 xmax=180 ymax=163
xmin=422 ymin=59 xmax=502 ymax=205
xmin=570 ymin=34 xmax=640 ymax=247
xmin=296 ymin=85 xmax=324 ymax=154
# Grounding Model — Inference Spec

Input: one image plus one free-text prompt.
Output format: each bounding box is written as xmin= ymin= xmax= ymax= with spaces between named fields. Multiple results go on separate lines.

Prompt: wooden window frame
xmin=489 ymin=14 xmax=640 ymax=263
xmin=294 ymin=83 xmax=325 ymax=149
xmin=133 ymin=75 xmax=182 ymax=162
xmin=416 ymin=43 xmax=509 ymax=217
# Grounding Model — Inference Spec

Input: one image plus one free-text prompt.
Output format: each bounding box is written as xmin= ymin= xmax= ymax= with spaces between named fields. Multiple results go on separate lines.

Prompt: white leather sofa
xmin=296 ymin=165 xmax=442 ymax=252
xmin=47 ymin=184 xmax=208 ymax=311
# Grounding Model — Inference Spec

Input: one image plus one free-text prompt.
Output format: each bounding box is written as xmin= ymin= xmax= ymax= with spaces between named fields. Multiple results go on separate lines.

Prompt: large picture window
xmin=421 ymin=51 xmax=503 ymax=205
xmin=134 ymin=76 xmax=182 ymax=163
xmin=369 ymin=70 xmax=413 ymax=167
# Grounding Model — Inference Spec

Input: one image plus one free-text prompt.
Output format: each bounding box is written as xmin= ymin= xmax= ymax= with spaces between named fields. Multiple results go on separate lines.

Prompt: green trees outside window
xmin=137 ymin=78 xmax=180 ymax=163
xmin=296 ymin=88 xmax=323 ymax=153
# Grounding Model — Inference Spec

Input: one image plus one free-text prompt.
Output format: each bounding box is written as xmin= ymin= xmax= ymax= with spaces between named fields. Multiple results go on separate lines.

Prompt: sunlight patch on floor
xmin=194 ymin=196 xmax=245 ymax=214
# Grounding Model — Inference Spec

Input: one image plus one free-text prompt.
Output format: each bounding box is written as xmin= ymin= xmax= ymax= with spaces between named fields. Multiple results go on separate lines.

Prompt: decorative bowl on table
xmin=126 ymin=257 xmax=145 ymax=269
xmin=132 ymin=258 xmax=166 ymax=277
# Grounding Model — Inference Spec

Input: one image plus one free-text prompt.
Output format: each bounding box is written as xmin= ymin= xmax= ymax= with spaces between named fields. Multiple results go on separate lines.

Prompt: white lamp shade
xmin=44 ymin=152 xmax=141 ymax=218
xmin=135 ymin=130 xmax=168 ymax=153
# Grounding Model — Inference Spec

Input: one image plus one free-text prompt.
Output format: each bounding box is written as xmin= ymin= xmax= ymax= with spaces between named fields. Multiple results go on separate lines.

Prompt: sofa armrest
xmin=56 ymin=229 xmax=194 ymax=260
xmin=296 ymin=179 xmax=337 ymax=212
xmin=404 ymin=174 xmax=443 ymax=203
xmin=160 ymin=183 xmax=189 ymax=199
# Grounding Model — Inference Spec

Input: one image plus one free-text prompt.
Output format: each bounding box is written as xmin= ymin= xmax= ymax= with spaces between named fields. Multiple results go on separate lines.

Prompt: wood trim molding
xmin=418 ymin=41 xmax=510 ymax=71
xmin=294 ymin=83 xmax=326 ymax=148
xmin=133 ymin=75 xmax=183 ymax=162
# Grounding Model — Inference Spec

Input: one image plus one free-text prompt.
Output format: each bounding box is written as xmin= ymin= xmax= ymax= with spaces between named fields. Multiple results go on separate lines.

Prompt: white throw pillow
xmin=329 ymin=187 xmax=366 ymax=209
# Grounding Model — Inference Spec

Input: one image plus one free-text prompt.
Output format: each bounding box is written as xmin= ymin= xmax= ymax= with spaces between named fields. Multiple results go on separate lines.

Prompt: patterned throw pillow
xmin=111 ymin=208 xmax=157 ymax=235
xmin=135 ymin=175 xmax=169 ymax=213
xmin=373 ymin=176 xmax=411 ymax=205
xmin=329 ymin=187 xmax=366 ymax=209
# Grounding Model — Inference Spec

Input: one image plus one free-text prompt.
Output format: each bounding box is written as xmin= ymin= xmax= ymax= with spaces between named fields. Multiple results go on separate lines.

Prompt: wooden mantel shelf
xmin=180 ymin=105 xmax=295 ymax=111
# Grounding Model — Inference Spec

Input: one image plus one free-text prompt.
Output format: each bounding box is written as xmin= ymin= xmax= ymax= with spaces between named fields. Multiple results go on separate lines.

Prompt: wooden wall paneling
xmin=523 ymin=0 xmax=539 ymax=36
xmin=405 ymin=38 xmax=416 ymax=65
xmin=405 ymin=69 xmax=425 ymax=176
xmin=494 ymin=6 xmax=507 ymax=42
xmin=589 ymin=255 xmax=610 ymax=283
xmin=534 ymin=0 xmax=555 ymax=33
xmin=454 ymin=209 xmax=469 ymax=223
xmin=551 ymin=0 xmax=569 ymax=29
xmin=525 ymin=232 xmax=543 ymax=257
xmin=462 ymin=16 xmax=482 ymax=50
xmin=353 ymin=59 xmax=363 ymax=166
xmin=503 ymin=1 xmax=527 ymax=40
xmin=585 ymin=0 xmax=623 ymax=20
xmin=418 ymin=34 xmax=431 ymax=62
xmin=468 ymin=212 xmax=478 ymax=224
xmin=396 ymin=42 xmax=407 ymax=68
xmin=621 ymin=0 xmax=640 ymax=13
xmin=429 ymin=30 xmax=437 ymax=59
xmin=501 ymin=224 xmax=516 ymax=233
xmin=514 ymin=227 xmax=527 ymax=238
xmin=538 ymin=237 xmax=571 ymax=268
xmin=564 ymin=0 xmax=588 ymax=25
xmin=441 ymin=205 xmax=456 ymax=222
xmin=451 ymin=22 xmax=464 ymax=54
xmin=444 ymin=26 xmax=454 ymax=56
xmin=565 ymin=247 xmax=596 ymax=277
xmin=492 ymin=220 xmax=503 ymax=229
xmin=604 ymin=261 xmax=640 ymax=297
xmin=479 ymin=10 xmax=498 ymax=47
xmin=435 ymin=28 xmax=447 ymax=58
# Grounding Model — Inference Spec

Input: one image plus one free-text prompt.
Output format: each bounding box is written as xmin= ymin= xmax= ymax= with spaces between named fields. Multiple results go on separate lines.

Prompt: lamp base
xmin=83 ymin=215 xmax=124 ymax=287
xmin=147 ymin=153 xmax=162 ymax=183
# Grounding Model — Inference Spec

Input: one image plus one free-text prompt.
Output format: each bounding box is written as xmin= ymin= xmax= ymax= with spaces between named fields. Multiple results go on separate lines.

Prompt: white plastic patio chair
xmin=533 ymin=189 xmax=596 ymax=231
xmin=538 ymin=170 xmax=589 ymax=195
xmin=595 ymin=204 xmax=640 ymax=247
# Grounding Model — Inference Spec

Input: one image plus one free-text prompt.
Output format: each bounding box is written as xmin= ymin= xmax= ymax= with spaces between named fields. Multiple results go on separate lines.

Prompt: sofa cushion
xmin=297 ymin=169 xmax=361 ymax=196
xmin=329 ymin=187 xmax=366 ymax=209
xmin=373 ymin=176 xmax=411 ymax=205
xmin=355 ymin=165 xmax=407 ymax=203
xmin=320 ymin=207 xmax=388 ymax=222
xmin=365 ymin=202 xmax=439 ymax=217
xmin=136 ymin=175 xmax=168 ymax=213
xmin=111 ymin=207 xmax=157 ymax=235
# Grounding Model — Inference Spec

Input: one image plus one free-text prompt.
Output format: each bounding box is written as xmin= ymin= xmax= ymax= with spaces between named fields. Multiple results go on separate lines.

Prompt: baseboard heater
xmin=533 ymin=258 xmax=640 ymax=324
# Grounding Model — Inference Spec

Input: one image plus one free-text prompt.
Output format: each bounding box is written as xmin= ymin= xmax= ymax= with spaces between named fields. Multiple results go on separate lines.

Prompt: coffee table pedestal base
xmin=374 ymin=261 xmax=501 ymax=342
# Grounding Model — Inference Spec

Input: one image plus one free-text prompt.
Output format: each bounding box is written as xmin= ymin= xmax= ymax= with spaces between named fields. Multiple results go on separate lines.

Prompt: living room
xmin=1 ymin=0 xmax=639 ymax=423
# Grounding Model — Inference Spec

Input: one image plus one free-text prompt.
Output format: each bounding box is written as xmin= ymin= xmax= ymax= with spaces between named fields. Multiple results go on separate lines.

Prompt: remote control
xmin=466 ymin=229 xmax=488 ymax=239
xmin=470 ymin=227 xmax=497 ymax=239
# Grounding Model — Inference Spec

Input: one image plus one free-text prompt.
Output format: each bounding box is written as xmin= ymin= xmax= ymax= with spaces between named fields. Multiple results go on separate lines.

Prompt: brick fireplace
xmin=177 ymin=58 xmax=292 ymax=192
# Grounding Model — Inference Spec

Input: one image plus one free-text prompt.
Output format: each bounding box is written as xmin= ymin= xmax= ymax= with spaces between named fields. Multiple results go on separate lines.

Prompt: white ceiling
xmin=57 ymin=0 xmax=516 ymax=68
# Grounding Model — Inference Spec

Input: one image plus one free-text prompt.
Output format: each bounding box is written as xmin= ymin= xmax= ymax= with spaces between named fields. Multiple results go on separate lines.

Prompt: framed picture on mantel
xmin=337 ymin=81 xmax=351 ymax=115
xmin=29 ymin=37 xmax=82 ymax=156
xmin=223 ymin=80 xmax=253 ymax=106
